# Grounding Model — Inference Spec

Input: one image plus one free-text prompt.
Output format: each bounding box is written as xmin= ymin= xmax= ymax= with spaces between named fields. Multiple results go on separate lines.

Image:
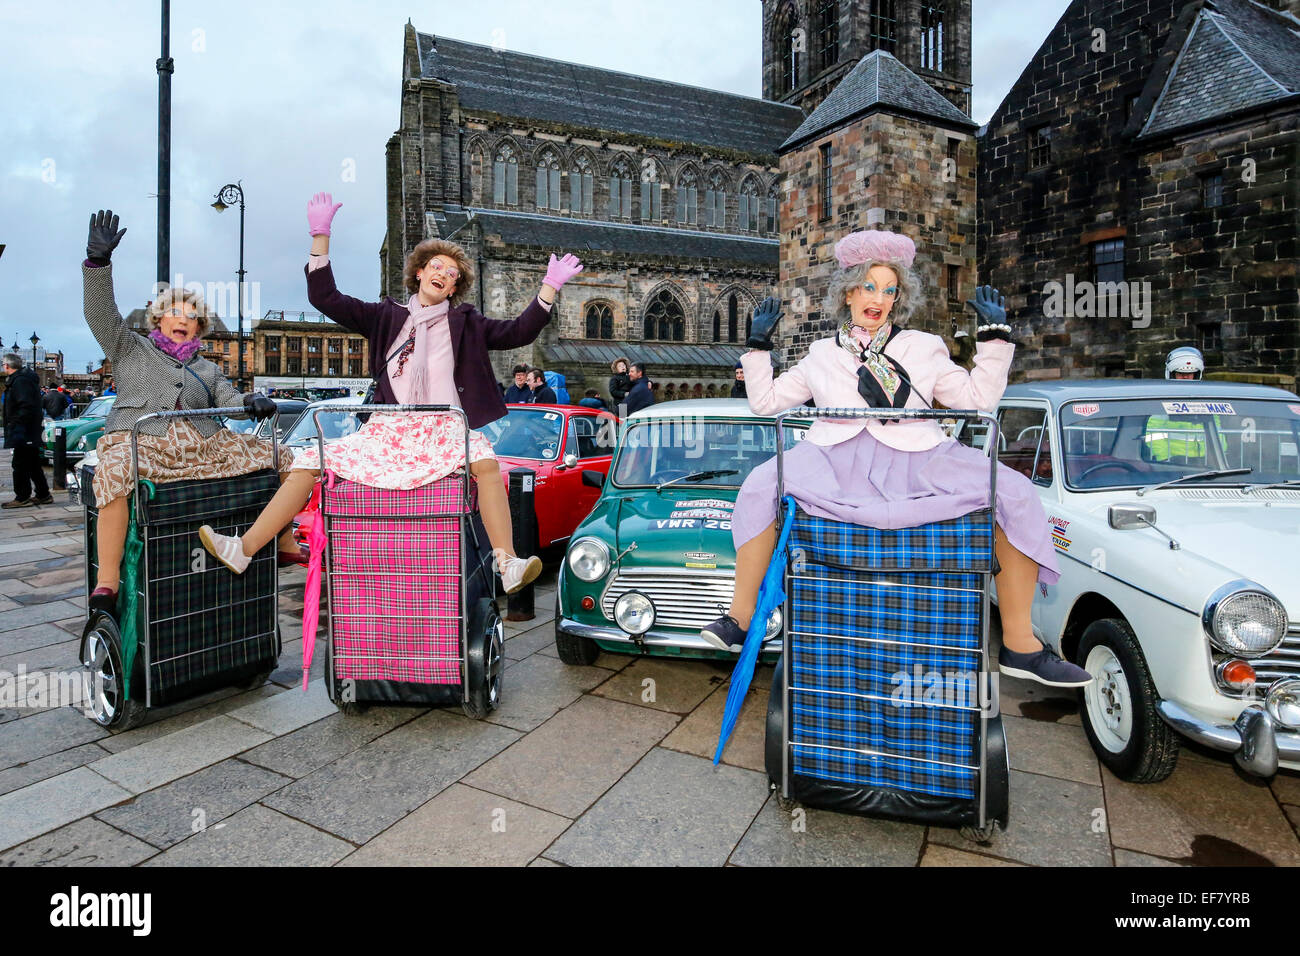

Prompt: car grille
xmin=1253 ymin=627 xmax=1300 ymax=687
xmin=600 ymin=568 xmax=735 ymax=630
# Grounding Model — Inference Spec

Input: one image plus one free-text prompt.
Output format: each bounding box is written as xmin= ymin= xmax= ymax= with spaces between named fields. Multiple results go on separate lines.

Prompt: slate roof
xmin=446 ymin=206 xmax=778 ymax=267
xmin=415 ymin=32 xmax=804 ymax=158
xmin=546 ymin=340 xmax=755 ymax=370
xmin=1139 ymin=0 xmax=1300 ymax=138
xmin=780 ymin=50 xmax=976 ymax=152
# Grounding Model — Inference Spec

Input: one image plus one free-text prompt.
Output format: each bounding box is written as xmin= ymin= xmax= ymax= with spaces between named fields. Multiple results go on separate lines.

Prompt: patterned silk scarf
xmin=838 ymin=320 xmax=911 ymax=408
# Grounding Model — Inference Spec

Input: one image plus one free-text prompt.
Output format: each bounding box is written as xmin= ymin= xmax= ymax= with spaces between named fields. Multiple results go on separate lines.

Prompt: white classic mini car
xmin=974 ymin=379 xmax=1300 ymax=782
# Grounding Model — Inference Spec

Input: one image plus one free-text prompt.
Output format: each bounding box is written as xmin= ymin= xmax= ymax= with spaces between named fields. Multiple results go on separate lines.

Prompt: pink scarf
xmin=388 ymin=296 xmax=453 ymax=405
xmin=149 ymin=329 xmax=203 ymax=363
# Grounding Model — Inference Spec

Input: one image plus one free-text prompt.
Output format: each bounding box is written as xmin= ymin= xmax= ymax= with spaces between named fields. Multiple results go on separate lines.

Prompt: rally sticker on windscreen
xmin=1289 ymin=405 xmax=1300 ymax=416
xmin=542 ymin=412 xmax=559 ymax=420
xmin=1071 ymin=403 xmax=1100 ymax=418
xmin=674 ymin=499 xmax=733 ymax=510
xmin=1162 ymin=401 xmax=1235 ymax=415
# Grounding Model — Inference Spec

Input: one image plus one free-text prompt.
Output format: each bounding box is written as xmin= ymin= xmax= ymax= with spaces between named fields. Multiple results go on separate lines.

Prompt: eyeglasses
xmin=159 ymin=308 xmax=199 ymax=320
xmin=424 ymin=261 xmax=460 ymax=281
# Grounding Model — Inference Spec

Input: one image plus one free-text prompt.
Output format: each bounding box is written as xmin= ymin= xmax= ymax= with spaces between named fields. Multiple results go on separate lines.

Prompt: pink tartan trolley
xmin=312 ymin=404 xmax=502 ymax=719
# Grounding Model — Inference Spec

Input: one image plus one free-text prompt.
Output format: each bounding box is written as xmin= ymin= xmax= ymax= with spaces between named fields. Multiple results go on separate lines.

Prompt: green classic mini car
xmin=41 ymin=395 xmax=116 ymax=463
xmin=555 ymin=399 xmax=808 ymax=665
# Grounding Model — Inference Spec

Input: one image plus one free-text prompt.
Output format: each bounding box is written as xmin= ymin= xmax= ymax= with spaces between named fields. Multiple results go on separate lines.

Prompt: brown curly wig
xmin=403 ymin=239 xmax=475 ymax=305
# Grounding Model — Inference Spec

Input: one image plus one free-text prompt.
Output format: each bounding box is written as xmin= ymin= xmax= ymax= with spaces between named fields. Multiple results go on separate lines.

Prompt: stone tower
xmin=762 ymin=0 xmax=972 ymax=115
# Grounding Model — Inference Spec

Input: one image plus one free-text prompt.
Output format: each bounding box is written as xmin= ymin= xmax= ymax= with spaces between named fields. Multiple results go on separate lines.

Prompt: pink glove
xmin=542 ymin=253 xmax=583 ymax=290
xmin=307 ymin=192 xmax=343 ymax=237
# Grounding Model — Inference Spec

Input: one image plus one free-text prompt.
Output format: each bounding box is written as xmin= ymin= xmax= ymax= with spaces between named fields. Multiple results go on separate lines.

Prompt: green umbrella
xmin=113 ymin=481 xmax=154 ymax=699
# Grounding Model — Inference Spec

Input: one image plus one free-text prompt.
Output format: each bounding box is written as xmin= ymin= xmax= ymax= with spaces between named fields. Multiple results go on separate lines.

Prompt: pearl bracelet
xmin=977 ymin=323 xmax=1012 ymax=334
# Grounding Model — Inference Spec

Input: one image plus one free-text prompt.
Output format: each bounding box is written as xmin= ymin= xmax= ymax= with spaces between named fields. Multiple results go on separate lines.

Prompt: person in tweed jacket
xmin=198 ymin=192 xmax=584 ymax=594
xmin=82 ymin=210 xmax=295 ymax=614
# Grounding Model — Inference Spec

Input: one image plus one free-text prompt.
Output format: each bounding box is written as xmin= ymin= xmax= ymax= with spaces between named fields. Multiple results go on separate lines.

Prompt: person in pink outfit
xmin=199 ymin=193 xmax=584 ymax=594
xmin=700 ymin=228 xmax=1091 ymax=688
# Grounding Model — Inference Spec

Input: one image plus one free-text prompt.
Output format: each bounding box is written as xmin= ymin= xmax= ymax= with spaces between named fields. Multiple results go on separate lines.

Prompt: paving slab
xmin=0 ymin=706 xmax=107 ymax=771
xmin=0 ymin=638 xmax=81 ymax=676
xmin=662 ymin=681 xmax=767 ymax=773
xmin=483 ymin=652 xmax=610 ymax=733
xmin=1002 ymin=713 xmax=1101 ymax=786
xmin=262 ymin=709 xmax=519 ymax=844
xmin=94 ymin=684 xmax=282 ymax=754
xmin=919 ymin=844 xmax=1024 ymax=866
xmin=590 ymin=657 xmax=730 ymax=714
xmin=0 ymin=549 xmax=59 ymax=570
xmin=143 ymin=804 xmax=352 ymax=866
xmin=0 ymin=815 xmax=158 ymax=867
xmin=243 ymin=706 xmax=425 ymax=778
xmin=340 ymin=783 xmax=571 ymax=866
xmin=466 ymin=695 xmax=678 ymax=818
xmin=929 ymin=770 xmax=1112 ymax=867
xmin=535 ymin=642 xmax=634 ymax=670
xmin=732 ymin=794 xmax=926 ymax=866
xmin=1102 ymin=761 xmax=1300 ymax=865
xmin=0 ymin=767 xmax=132 ymax=851
xmin=503 ymin=622 xmax=557 ymax=661
xmin=997 ymin=674 xmax=1083 ymax=726
xmin=1271 ymin=771 xmax=1300 ymax=807
xmin=96 ymin=758 xmax=294 ymax=850
xmin=0 ymin=599 xmax=82 ymax=631
xmin=227 ymin=680 xmax=336 ymax=736
xmin=0 ymin=742 xmax=112 ymax=797
xmin=529 ymin=857 xmax=563 ymax=867
xmin=1115 ymin=848 xmax=1182 ymax=866
xmin=545 ymin=747 xmax=767 ymax=867
xmin=1286 ymin=805 xmax=1298 ymax=833
xmin=90 ymin=716 xmax=274 ymax=794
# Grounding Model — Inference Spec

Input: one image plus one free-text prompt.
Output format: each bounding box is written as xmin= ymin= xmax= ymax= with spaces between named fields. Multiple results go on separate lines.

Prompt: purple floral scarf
xmin=149 ymin=329 xmax=203 ymax=363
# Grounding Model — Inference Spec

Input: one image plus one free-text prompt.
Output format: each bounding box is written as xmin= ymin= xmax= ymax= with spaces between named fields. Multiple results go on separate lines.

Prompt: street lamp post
xmin=211 ymin=183 xmax=246 ymax=388
xmin=29 ymin=332 xmax=39 ymax=368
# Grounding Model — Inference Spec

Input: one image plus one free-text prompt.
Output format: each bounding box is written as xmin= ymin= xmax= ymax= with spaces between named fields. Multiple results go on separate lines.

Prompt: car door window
xmin=570 ymin=415 xmax=605 ymax=459
xmin=997 ymin=407 xmax=1048 ymax=480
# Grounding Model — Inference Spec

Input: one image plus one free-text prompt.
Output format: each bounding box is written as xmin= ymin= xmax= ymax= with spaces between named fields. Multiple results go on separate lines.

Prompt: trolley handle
xmin=310 ymin=404 xmax=473 ymax=511
xmin=129 ymin=407 xmax=282 ymax=522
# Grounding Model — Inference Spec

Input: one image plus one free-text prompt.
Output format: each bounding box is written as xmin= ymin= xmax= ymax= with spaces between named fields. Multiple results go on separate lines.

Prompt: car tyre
xmin=1077 ymin=617 xmax=1178 ymax=783
xmin=554 ymin=594 xmax=601 ymax=665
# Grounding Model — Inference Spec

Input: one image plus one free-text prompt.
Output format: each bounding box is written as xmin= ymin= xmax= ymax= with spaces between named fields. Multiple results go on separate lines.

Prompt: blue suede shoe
xmin=999 ymin=645 xmax=1093 ymax=688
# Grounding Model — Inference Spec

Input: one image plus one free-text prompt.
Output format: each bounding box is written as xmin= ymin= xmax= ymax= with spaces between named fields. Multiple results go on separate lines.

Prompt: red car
xmin=292 ymin=403 xmax=618 ymax=553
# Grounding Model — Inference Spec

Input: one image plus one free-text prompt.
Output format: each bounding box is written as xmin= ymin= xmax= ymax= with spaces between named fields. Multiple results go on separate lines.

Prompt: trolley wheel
xmin=463 ymin=598 xmax=504 ymax=720
xmin=764 ymin=654 xmax=787 ymax=788
xmin=80 ymin=613 xmax=147 ymax=730
xmin=321 ymin=644 xmax=367 ymax=715
xmin=1078 ymin=617 xmax=1178 ymax=783
xmin=554 ymin=595 xmax=600 ymax=665
xmin=960 ymin=821 xmax=999 ymax=844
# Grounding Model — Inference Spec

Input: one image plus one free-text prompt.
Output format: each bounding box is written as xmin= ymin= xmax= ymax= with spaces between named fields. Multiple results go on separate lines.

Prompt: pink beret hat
xmin=833 ymin=230 xmax=917 ymax=270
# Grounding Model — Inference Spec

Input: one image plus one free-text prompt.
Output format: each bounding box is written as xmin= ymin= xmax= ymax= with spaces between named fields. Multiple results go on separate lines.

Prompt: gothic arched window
xmin=705 ymin=170 xmax=728 ymax=229
xmin=643 ymin=289 xmax=685 ymax=341
xmin=675 ymin=168 xmax=698 ymax=225
xmin=536 ymin=149 xmax=562 ymax=211
xmin=493 ymin=143 xmax=519 ymax=206
xmin=608 ymin=157 xmax=634 ymax=220
xmin=571 ymin=153 xmax=594 ymax=216
xmin=739 ymin=176 xmax=761 ymax=232
xmin=869 ymin=0 xmax=898 ymax=54
xmin=765 ymin=183 xmax=779 ymax=236
xmin=776 ymin=6 xmax=799 ymax=96
xmin=727 ymin=294 xmax=739 ymax=343
xmin=920 ymin=3 xmax=945 ymax=72
xmin=469 ymin=148 xmax=485 ymax=204
xmin=713 ymin=310 xmax=721 ymax=342
xmin=585 ymin=303 xmax=614 ymax=340
xmin=815 ymin=0 xmax=839 ymax=72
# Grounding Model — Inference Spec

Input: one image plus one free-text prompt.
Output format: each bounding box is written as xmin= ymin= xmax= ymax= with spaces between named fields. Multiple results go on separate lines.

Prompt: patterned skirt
xmin=93 ymin=420 xmax=293 ymax=508
xmin=733 ymin=429 xmax=1061 ymax=585
xmin=289 ymin=412 xmax=497 ymax=490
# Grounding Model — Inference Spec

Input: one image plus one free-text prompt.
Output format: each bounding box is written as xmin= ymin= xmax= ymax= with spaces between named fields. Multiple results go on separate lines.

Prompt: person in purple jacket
xmin=199 ymin=192 xmax=583 ymax=593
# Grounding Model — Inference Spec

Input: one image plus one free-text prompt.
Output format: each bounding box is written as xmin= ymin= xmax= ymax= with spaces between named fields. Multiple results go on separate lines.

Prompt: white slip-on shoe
xmin=499 ymin=553 xmax=543 ymax=594
xmin=199 ymin=525 xmax=252 ymax=575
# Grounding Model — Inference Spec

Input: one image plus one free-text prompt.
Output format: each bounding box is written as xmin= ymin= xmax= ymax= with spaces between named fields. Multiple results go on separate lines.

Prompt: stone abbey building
xmin=383 ymin=1 xmax=980 ymax=399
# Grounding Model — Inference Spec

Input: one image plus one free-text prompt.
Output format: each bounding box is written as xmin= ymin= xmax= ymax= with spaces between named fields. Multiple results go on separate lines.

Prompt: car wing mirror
xmin=582 ymin=469 xmax=605 ymax=489
xmin=1109 ymin=503 xmax=1156 ymax=530
xmin=562 ymin=452 xmax=578 ymax=470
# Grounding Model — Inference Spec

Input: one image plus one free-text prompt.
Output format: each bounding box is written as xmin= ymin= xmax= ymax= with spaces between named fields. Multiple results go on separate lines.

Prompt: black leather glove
xmin=86 ymin=209 xmax=127 ymax=265
xmin=746 ymin=296 xmax=783 ymax=350
xmin=243 ymin=393 xmax=276 ymax=420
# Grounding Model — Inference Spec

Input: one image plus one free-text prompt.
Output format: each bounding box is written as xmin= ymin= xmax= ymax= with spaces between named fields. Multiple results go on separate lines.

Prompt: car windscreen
xmin=612 ymin=419 xmax=806 ymax=488
xmin=80 ymin=398 xmax=114 ymax=419
xmin=283 ymin=407 xmax=364 ymax=447
xmin=1059 ymin=398 xmax=1300 ymax=489
xmin=479 ymin=408 xmax=565 ymax=461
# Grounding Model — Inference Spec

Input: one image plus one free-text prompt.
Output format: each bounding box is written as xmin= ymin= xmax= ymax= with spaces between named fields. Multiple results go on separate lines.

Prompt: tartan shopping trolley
xmin=79 ymin=408 xmax=283 ymax=730
xmin=309 ymin=405 xmax=502 ymax=719
xmin=764 ymin=407 xmax=1010 ymax=841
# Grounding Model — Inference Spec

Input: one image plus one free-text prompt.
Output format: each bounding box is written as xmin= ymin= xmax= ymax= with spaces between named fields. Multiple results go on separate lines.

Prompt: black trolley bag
xmin=79 ymin=408 xmax=282 ymax=729
xmin=764 ymin=407 xmax=1010 ymax=842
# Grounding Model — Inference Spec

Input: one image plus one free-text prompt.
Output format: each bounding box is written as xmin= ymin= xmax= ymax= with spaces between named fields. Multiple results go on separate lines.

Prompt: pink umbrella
xmin=300 ymin=482 xmax=330 ymax=690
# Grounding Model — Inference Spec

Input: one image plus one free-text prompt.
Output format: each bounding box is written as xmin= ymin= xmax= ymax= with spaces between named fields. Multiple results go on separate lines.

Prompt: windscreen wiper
xmin=1242 ymin=479 xmax=1300 ymax=494
xmin=1136 ymin=468 xmax=1252 ymax=497
xmin=656 ymin=469 xmax=739 ymax=490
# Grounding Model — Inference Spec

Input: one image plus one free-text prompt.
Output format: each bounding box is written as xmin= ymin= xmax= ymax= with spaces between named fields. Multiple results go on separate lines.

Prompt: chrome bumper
xmin=557 ymin=617 xmax=782 ymax=655
xmin=1157 ymin=700 xmax=1300 ymax=776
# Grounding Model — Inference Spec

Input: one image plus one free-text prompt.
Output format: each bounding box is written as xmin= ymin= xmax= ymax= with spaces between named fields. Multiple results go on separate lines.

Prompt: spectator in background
xmin=504 ymin=363 xmax=531 ymax=402
xmin=608 ymin=356 xmax=631 ymax=407
xmin=42 ymin=387 xmax=64 ymax=419
xmin=578 ymin=388 xmax=607 ymax=411
xmin=104 ymin=377 xmax=116 ymax=395
xmin=624 ymin=361 xmax=654 ymax=414
xmin=57 ymin=386 xmax=72 ymax=419
xmin=527 ymin=367 xmax=557 ymax=404
xmin=3 ymin=354 xmax=52 ymax=508
xmin=730 ymin=362 xmax=747 ymax=399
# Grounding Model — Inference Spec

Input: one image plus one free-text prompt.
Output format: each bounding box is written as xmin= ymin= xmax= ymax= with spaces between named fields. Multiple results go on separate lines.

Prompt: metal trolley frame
xmin=312 ymin=404 xmax=501 ymax=718
xmin=80 ymin=407 xmax=282 ymax=728
xmin=768 ymin=406 xmax=1009 ymax=840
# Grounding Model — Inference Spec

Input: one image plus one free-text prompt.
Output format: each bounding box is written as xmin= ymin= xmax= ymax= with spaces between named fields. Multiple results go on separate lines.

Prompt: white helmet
xmin=1165 ymin=346 xmax=1204 ymax=380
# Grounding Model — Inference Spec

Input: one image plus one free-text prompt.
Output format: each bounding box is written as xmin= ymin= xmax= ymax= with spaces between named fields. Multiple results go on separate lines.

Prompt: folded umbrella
xmin=114 ymin=481 xmax=153 ymax=699
xmin=714 ymin=495 xmax=797 ymax=764
xmin=300 ymin=479 xmax=329 ymax=690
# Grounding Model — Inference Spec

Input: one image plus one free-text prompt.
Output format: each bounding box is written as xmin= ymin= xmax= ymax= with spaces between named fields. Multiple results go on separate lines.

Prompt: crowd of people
xmin=499 ymin=354 xmax=743 ymax=414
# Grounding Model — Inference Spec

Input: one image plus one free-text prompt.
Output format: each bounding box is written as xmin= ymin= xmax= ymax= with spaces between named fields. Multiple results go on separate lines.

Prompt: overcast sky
xmin=0 ymin=0 xmax=1071 ymax=372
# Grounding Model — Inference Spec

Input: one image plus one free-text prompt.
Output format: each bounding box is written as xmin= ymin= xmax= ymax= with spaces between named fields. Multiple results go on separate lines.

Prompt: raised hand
xmin=307 ymin=192 xmax=343 ymax=237
xmin=745 ymin=296 xmax=783 ymax=350
xmin=542 ymin=253 xmax=584 ymax=291
xmin=87 ymin=209 xmax=127 ymax=264
xmin=966 ymin=285 xmax=1012 ymax=342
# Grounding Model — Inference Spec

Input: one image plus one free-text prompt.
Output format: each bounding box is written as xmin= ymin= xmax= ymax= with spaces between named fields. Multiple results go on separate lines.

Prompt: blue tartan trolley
xmin=78 ymin=409 xmax=283 ymax=730
xmin=764 ymin=407 xmax=1010 ymax=841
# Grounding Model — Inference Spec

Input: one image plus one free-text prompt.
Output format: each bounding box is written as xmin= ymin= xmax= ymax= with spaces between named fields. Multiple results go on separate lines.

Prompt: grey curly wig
xmin=147 ymin=286 xmax=219 ymax=336
xmin=823 ymin=259 xmax=921 ymax=328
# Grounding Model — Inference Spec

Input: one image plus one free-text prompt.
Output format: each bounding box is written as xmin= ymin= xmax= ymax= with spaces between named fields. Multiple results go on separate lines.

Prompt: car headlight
xmin=1266 ymin=679 xmax=1300 ymax=730
xmin=1203 ymin=583 xmax=1288 ymax=658
xmin=567 ymin=537 xmax=611 ymax=582
xmin=77 ymin=436 xmax=88 ymax=450
xmin=764 ymin=605 xmax=783 ymax=641
xmin=614 ymin=590 xmax=654 ymax=635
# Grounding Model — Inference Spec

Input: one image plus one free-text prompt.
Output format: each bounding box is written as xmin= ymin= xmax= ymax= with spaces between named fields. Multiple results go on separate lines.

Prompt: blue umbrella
xmin=714 ymin=495 xmax=797 ymax=764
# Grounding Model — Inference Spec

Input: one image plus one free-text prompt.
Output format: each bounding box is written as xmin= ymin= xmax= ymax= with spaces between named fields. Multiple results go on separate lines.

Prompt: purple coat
xmin=305 ymin=263 xmax=552 ymax=430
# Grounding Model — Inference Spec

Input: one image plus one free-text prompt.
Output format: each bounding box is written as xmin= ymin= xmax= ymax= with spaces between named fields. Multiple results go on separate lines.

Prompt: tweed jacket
xmin=742 ymin=330 xmax=1014 ymax=451
xmin=305 ymin=262 xmax=552 ymax=430
xmin=83 ymin=263 xmax=247 ymax=439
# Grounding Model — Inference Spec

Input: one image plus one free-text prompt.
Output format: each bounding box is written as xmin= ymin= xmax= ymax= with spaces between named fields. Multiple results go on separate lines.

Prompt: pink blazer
xmin=741 ymin=331 xmax=1015 ymax=451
